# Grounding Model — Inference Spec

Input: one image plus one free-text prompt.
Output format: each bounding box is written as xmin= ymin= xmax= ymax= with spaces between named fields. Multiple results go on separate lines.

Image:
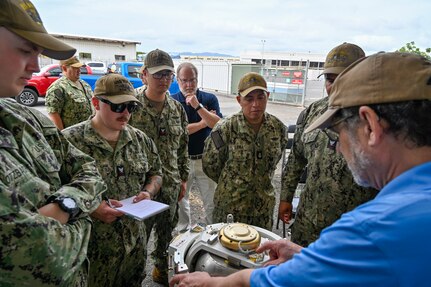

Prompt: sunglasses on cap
xmin=96 ymin=97 xmax=139 ymax=113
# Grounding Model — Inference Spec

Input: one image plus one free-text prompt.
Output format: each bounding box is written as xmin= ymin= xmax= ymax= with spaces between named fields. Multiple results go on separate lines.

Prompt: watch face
xmin=62 ymin=197 xmax=77 ymax=209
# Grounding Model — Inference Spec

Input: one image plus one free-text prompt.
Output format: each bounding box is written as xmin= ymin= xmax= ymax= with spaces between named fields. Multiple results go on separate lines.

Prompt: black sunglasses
xmin=97 ymin=97 xmax=139 ymax=113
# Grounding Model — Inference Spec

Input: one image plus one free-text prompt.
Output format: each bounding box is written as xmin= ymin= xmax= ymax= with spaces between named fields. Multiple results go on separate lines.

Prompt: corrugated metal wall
xmin=174 ymin=60 xmax=232 ymax=94
xmin=172 ymin=60 xmax=326 ymax=106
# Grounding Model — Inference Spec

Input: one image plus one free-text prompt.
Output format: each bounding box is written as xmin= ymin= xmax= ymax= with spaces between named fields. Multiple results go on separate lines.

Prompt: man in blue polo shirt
xmin=171 ymin=62 xmax=222 ymax=231
xmin=170 ymin=52 xmax=431 ymax=287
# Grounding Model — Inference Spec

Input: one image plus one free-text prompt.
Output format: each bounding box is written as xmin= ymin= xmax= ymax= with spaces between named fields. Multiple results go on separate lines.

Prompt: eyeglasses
xmin=322 ymin=114 xmax=353 ymax=150
xmin=178 ymin=78 xmax=197 ymax=84
xmin=97 ymin=97 xmax=139 ymax=113
xmin=152 ymin=71 xmax=174 ymax=80
xmin=324 ymin=74 xmax=337 ymax=85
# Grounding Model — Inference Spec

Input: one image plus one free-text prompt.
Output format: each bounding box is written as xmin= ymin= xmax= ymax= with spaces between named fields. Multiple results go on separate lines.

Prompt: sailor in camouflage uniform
xmin=0 ymin=1 xmax=105 ymax=285
xmin=129 ymin=49 xmax=189 ymax=285
xmin=278 ymin=43 xmax=378 ymax=246
xmin=203 ymin=72 xmax=288 ymax=230
xmin=45 ymin=56 xmax=94 ymax=130
xmin=63 ymin=74 xmax=162 ymax=286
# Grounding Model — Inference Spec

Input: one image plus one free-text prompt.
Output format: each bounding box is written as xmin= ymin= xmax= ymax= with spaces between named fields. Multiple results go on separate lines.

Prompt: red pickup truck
xmin=17 ymin=64 xmax=92 ymax=106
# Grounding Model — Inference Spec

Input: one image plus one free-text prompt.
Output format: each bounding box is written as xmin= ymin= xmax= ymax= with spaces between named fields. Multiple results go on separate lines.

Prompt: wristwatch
xmin=195 ymin=103 xmax=204 ymax=111
xmin=51 ymin=196 xmax=80 ymax=219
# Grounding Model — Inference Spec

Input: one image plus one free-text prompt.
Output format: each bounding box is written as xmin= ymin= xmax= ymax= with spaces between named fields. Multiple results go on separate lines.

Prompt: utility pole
xmin=301 ymin=60 xmax=310 ymax=107
xmin=261 ymin=39 xmax=266 ymax=75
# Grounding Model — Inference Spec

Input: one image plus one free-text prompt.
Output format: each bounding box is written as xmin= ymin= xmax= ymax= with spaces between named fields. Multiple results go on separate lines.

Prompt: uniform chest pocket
xmin=167 ymin=125 xmax=183 ymax=149
xmin=265 ymin=138 xmax=283 ymax=166
xmin=70 ymin=91 xmax=87 ymax=103
xmin=231 ymin=142 xmax=253 ymax=162
xmin=122 ymin=162 xmax=149 ymax=194
xmin=129 ymin=162 xmax=149 ymax=178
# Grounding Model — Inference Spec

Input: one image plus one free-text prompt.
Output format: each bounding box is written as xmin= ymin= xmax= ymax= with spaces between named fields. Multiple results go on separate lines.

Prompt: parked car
xmin=85 ymin=61 xmax=106 ymax=74
xmin=16 ymin=62 xmax=180 ymax=107
xmin=16 ymin=64 xmax=92 ymax=106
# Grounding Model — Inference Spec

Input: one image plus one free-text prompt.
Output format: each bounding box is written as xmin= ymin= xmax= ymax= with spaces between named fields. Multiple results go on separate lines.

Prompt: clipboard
xmin=115 ymin=196 xmax=169 ymax=221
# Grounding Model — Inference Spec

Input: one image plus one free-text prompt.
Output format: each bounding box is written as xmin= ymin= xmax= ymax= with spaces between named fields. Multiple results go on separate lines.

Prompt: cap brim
xmin=321 ymin=67 xmax=345 ymax=76
xmin=239 ymin=86 xmax=268 ymax=97
xmin=10 ymin=28 xmax=76 ymax=60
xmin=304 ymin=107 xmax=339 ymax=133
xmin=147 ymin=65 xmax=175 ymax=74
xmin=102 ymin=94 xmax=142 ymax=106
xmin=70 ymin=63 xmax=84 ymax=68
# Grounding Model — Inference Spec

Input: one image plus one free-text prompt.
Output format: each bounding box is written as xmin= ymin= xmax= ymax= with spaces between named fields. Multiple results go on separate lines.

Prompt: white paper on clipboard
xmin=115 ymin=196 xmax=169 ymax=221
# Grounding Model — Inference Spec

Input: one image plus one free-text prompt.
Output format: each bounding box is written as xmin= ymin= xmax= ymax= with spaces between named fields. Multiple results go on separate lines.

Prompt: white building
xmin=39 ymin=33 xmax=140 ymax=65
xmin=240 ymin=50 xmax=326 ymax=79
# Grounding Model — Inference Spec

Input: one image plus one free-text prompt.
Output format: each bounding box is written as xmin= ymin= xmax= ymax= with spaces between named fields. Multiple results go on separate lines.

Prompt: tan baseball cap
xmin=238 ymin=72 xmax=268 ymax=97
xmin=143 ymin=49 xmax=174 ymax=74
xmin=318 ymin=42 xmax=365 ymax=78
xmin=0 ymin=0 xmax=76 ymax=60
xmin=60 ymin=56 xmax=84 ymax=68
xmin=305 ymin=52 xmax=431 ymax=133
xmin=94 ymin=74 xmax=142 ymax=105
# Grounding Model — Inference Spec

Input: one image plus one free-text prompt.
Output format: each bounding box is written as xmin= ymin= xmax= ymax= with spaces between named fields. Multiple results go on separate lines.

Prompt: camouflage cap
xmin=318 ymin=42 xmax=365 ymax=78
xmin=94 ymin=74 xmax=142 ymax=105
xmin=0 ymin=0 xmax=76 ymax=60
xmin=305 ymin=52 xmax=431 ymax=133
xmin=60 ymin=56 xmax=84 ymax=68
xmin=238 ymin=72 xmax=268 ymax=97
xmin=143 ymin=49 xmax=175 ymax=74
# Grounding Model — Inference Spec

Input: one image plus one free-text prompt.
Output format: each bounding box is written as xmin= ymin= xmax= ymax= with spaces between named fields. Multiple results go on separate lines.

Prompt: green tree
xmin=397 ymin=41 xmax=431 ymax=60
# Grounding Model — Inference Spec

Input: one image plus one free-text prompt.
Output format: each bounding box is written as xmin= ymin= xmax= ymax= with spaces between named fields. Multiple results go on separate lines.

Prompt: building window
xmin=79 ymin=52 xmax=91 ymax=61
xmin=280 ymin=60 xmax=289 ymax=67
xmin=252 ymin=58 xmax=261 ymax=64
xmin=115 ymin=55 xmax=126 ymax=61
xmin=291 ymin=61 xmax=299 ymax=67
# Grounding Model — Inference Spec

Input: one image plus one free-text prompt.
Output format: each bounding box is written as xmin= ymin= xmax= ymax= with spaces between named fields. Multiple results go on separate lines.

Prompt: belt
xmin=189 ymin=154 xmax=203 ymax=160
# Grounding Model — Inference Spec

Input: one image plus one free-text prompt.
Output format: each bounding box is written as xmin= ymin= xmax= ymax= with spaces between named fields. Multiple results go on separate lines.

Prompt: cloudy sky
xmin=33 ymin=0 xmax=430 ymax=57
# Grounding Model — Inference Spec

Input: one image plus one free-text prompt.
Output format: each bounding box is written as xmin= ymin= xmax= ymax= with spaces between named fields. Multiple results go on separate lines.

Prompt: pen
xmin=104 ymin=195 xmax=114 ymax=208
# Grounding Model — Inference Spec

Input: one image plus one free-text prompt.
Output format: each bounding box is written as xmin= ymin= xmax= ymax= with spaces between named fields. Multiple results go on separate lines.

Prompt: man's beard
xmin=347 ymin=141 xmax=373 ymax=188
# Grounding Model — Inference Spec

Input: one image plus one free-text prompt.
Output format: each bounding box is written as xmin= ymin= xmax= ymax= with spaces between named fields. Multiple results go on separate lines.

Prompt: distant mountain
xmin=169 ymin=52 xmax=236 ymax=59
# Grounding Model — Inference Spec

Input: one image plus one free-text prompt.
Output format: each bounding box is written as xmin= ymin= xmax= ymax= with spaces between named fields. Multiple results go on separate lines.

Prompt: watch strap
xmin=51 ymin=196 xmax=80 ymax=219
xmin=195 ymin=103 xmax=203 ymax=111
